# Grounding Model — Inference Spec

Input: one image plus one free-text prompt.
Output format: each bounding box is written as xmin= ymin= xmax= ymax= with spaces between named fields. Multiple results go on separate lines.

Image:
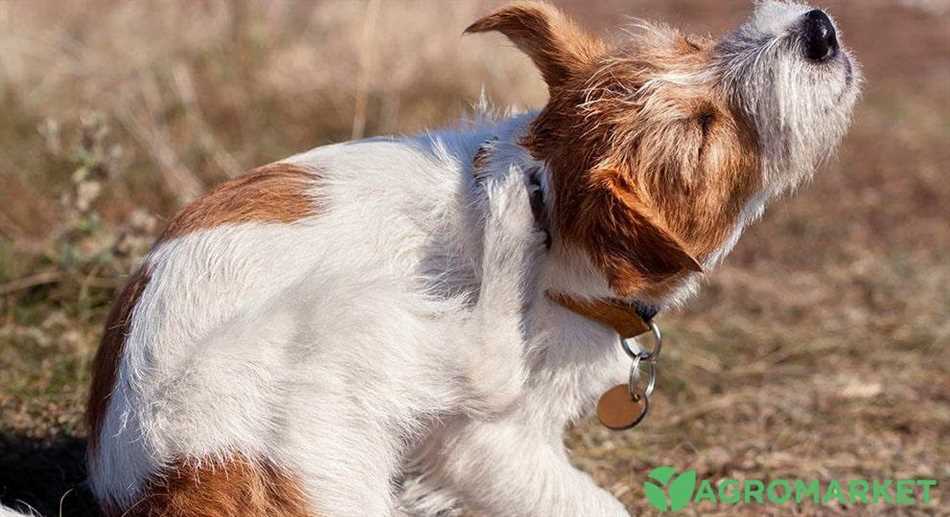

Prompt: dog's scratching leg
xmin=463 ymin=165 xmax=546 ymax=417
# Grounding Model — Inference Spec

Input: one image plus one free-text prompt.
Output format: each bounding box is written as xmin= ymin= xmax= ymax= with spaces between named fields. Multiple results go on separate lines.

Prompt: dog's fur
xmin=85 ymin=2 xmax=860 ymax=516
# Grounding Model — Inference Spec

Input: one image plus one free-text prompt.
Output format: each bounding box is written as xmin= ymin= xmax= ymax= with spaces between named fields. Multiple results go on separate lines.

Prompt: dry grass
xmin=0 ymin=1 xmax=947 ymax=515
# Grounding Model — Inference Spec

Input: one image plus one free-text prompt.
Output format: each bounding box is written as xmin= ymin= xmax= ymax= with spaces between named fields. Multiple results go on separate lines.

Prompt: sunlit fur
xmin=717 ymin=1 xmax=862 ymax=198
xmin=81 ymin=2 xmax=861 ymax=517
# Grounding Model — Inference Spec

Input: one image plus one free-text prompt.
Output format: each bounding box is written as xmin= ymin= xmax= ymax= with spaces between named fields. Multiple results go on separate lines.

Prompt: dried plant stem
xmin=0 ymin=271 xmax=62 ymax=295
xmin=351 ymin=0 xmax=382 ymax=140
xmin=117 ymin=75 xmax=204 ymax=204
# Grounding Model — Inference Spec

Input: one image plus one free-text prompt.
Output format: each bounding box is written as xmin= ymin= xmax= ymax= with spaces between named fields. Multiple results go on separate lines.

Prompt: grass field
xmin=0 ymin=1 xmax=947 ymax=515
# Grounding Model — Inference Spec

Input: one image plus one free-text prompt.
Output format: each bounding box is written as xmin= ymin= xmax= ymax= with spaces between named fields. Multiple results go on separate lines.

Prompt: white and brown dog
xmin=84 ymin=2 xmax=860 ymax=516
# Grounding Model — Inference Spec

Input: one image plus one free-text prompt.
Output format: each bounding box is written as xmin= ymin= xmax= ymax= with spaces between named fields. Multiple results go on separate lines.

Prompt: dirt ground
xmin=0 ymin=1 xmax=947 ymax=515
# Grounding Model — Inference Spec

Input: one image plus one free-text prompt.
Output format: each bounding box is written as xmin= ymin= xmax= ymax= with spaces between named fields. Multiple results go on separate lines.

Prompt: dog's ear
xmin=465 ymin=1 xmax=605 ymax=91
xmin=573 ymin=169 xmax=703 ymax=296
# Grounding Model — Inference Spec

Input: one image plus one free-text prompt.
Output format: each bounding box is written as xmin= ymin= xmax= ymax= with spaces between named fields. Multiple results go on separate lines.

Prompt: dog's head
xmin=468 ymin=1 xmax=861 ymax=301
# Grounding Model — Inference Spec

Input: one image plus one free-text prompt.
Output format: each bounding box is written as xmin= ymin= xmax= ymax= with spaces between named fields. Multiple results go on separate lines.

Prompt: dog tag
xmin=597 ymin=384 xmax=649 ymax=430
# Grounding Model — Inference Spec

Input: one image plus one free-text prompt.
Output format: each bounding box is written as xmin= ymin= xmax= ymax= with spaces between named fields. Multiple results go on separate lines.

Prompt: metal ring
xmin=627 ymin=355 xmax=642 ymax=387
xmin=620 ymin=320 xmax=662 ymax=362
xmin=627 ymin=356 xmax=658 ymax=400
xmin=641 ymin=360 xmax=657 ymax=398
xmin=642 ymin=320 xmax=662 ymax=362
xmin=621 ymin=337 xmax=639 ymax=360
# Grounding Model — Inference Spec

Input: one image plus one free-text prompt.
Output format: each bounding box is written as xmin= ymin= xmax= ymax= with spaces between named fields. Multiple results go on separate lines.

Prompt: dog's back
xmin=86 ymin=117 xmax=529 ymax=515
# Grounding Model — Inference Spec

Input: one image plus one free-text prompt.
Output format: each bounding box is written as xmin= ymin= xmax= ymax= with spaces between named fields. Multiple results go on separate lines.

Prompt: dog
xmin=84 ymin=2 xmax=860 ymax=516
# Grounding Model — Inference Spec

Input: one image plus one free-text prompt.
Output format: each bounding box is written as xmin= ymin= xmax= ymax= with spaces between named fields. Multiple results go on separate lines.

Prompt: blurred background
xmin=0 ymin=1 xmax=946 ymax=515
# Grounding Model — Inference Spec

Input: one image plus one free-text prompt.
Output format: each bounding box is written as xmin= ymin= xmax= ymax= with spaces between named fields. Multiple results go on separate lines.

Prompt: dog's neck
xmin=467 ymin=117 xmax=684 ymax=307
xmin=469 ymin=119 xmax=666 ymax=334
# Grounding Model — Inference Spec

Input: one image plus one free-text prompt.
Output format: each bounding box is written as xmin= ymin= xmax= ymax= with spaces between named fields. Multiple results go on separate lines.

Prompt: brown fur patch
xmin=111 ymin=456 xmax=311 ymax=517
xmin=533 ymin=70 xmax=759 ymax=296
xmin=86 ymin=266 xmax=150 ymax=453
xmin=472 ymin=3 xmax=761 ymax=296
xmin=159 ymin=162 xmax=321 ymax=242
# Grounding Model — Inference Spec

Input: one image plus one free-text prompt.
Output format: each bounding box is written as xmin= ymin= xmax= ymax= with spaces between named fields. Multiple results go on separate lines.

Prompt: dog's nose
xmin=801 ymin=9 xmax=838 ymax=62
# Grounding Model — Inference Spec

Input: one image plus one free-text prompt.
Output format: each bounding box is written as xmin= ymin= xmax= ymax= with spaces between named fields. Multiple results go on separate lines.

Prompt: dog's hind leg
xmin=461 ymin=166 xmax=547 ymax=416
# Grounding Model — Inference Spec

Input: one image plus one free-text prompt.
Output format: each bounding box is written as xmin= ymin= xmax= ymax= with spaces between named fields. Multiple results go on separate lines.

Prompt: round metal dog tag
xmin=597 ymin=384 xmax=649 ymax=430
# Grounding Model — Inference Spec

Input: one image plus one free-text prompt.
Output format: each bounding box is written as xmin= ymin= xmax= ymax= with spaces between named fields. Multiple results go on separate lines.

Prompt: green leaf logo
xmin=644 ymin=466 xmax=697 ymax=512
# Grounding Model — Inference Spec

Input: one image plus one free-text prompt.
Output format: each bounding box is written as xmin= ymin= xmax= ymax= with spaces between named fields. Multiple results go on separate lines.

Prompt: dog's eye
xmin=685 ymin=37 xmax=702 ymax=52
xmin=696 ymin=112 xmax=715 ymax=162
xmin=698 ymin=112 xmax=715 ymax=137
